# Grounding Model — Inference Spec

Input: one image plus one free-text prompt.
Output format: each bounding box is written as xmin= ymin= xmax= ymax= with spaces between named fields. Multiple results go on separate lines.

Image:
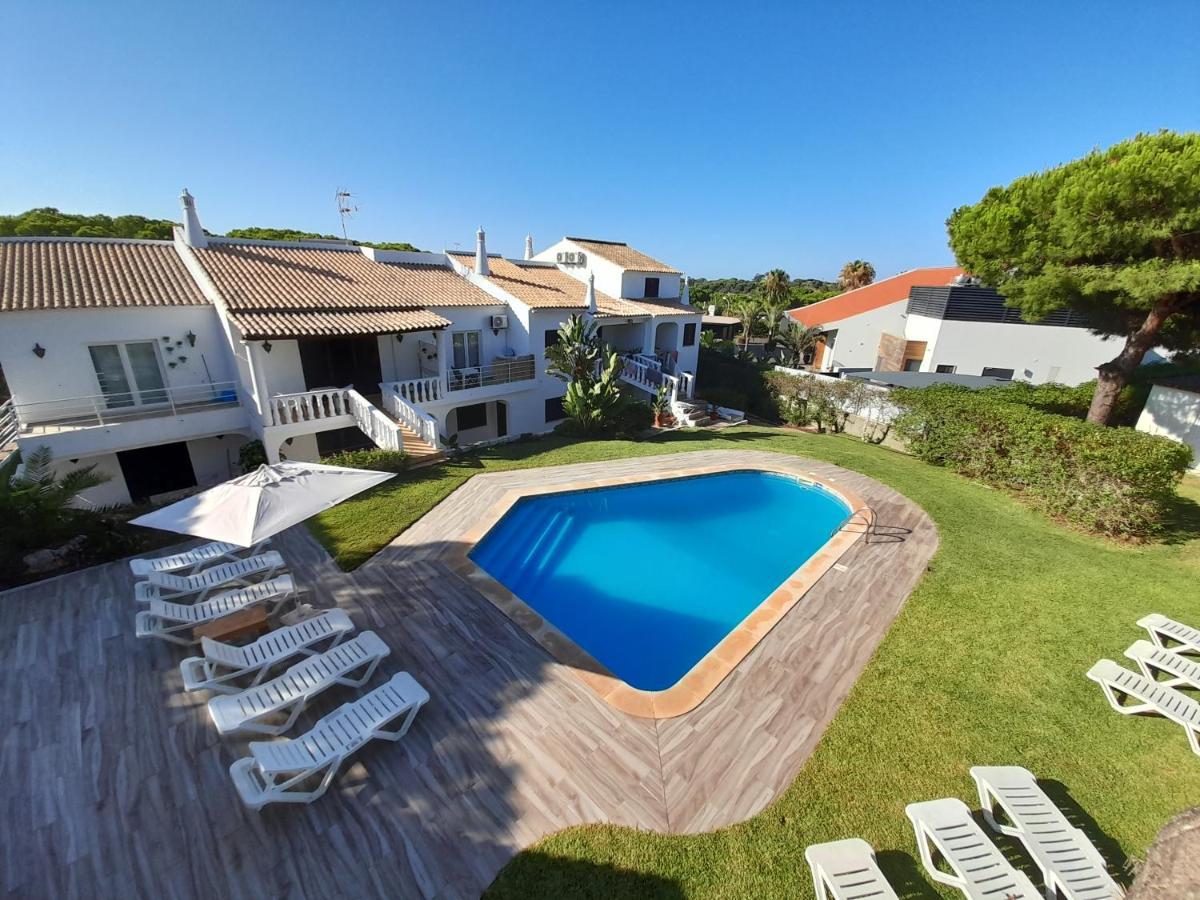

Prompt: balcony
xmin=388 ymin=355 xmax=537 ymax=408
xmin=12 ymin=381 xmax=250 ymax=458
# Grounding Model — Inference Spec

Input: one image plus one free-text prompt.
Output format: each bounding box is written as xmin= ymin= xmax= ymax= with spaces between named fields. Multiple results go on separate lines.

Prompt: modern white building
xmin=788 ymin=267 xmax=1143 ymax=385
xmin=0 ymin=191 xmax=701 ymax=505
xmin=1136 ymin=377 xmax=1200 ymax=470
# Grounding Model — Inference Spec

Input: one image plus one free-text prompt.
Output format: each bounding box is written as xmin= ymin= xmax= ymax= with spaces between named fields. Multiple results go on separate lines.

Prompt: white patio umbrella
xmin=130 ymin=461 xmax=396 ymax=548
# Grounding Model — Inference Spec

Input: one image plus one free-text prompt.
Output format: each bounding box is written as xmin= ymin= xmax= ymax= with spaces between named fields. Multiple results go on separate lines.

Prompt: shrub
xmin=696 ymin=348 xmax=774 ymax=417
xmin=238 ymin=439 xmax=267 ymax=473
xmin=321 ymin=448 xmax=410 ymax=472
xmin=613 ymin=394 xmax=654 ymax=438
xmin=892 ymin=384 xmax=1192 ymax=538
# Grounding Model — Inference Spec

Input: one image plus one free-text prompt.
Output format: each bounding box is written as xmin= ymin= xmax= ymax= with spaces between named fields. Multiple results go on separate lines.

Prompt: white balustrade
xmin=392 ymin=376 xmax=443 ymax=405
xmin=268 ymin=388 xmax=349 ymax=426
xmin=346 ymin=390 xmax=404 ymax=452
xmin=381 ymin=384 xmax=441 ymax=448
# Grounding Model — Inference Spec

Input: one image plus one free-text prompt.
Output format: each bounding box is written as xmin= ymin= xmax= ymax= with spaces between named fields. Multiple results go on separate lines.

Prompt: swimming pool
xmin=469 ymin=470 xmax=853 ymax=693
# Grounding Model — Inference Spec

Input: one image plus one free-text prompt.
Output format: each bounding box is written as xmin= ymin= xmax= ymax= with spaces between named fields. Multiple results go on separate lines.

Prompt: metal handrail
xmin=12 ymin=381 xmax=240 ymax=429
xmin=447 ymin=356 xmax=535 ymax=392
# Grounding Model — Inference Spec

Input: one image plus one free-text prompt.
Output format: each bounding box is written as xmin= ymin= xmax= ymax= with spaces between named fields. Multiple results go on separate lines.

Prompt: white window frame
xmin=87 ymin=339 xmax=169 ymax=407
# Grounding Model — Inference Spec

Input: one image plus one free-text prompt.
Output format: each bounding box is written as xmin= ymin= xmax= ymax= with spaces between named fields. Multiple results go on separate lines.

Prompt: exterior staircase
xmin=672 ymin=399 xmax=714 ymax=427
xmin=395 ymin=420 xmax=441 ymax=464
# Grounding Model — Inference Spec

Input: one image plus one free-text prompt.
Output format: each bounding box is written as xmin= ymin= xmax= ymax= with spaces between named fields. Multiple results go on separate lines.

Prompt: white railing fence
xmin=619 ymin=355 xmax=665 ymax=393
xmin=392 ymin=376 xmax=443 ymax=405
xmin=678 ymin=371 xmax=696 ymax=400
xmin=346 ymin=389 xmax=405 ymax=453
xmin=268 ymin=387 xmax=350 ymax=427
xmin=0 ymin=400 xmax=18 ymax=447
xmin=13 ymin=381 xmax=241 ymax=430
xmin=447 ymin=356 xmax=536 ymax=392
xmin=381 ymin=384 xmax=441 ymax=449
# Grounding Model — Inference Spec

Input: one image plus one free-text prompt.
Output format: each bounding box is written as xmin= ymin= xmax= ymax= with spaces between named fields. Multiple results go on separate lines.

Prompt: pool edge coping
xmin=440 ymin=460 xmax=869 ymax=720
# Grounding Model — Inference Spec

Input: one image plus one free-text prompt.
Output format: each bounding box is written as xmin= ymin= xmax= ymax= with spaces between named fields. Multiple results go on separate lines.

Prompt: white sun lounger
xmin=207 ymin=631 xmax=390 ymax=736
xmin=906 ymin=798 xmax=1040 ymax=899
xmin=134 ymin=552 xmax=287 ymax=604
xmin=129 ymin=540 xmax=269 ymax=577
xmin=134 ymin=575 xmax=298 ymax=645
xmin=969 ymin=766 xmax=1123 ymax=900
xmin=180 ymin=609 xmax=356 ymax=694
xmin=1137 ymin=613 xmax=1200 ymax=655
xmin=1125 ymin=640 xmax=1200 ymax=691
xmin=1087 ymin=659 xmax=1200 ymax=755
xmin=805 ymin=838 xmax=898 ymax=900
xmin=229 ymin=671 xmax=429 ymax=809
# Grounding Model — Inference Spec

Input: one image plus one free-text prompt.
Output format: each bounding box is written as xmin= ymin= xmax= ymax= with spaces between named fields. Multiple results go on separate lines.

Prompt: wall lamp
xmin=396 ymin=333 xmax=405 ymax=343
xmin=261 ymin=341 xmax=273 ymax=353
xmin=32 ymin=343 xmax=46 ymax=358
xmin=185 ymin=330 xmax=197 ymax=347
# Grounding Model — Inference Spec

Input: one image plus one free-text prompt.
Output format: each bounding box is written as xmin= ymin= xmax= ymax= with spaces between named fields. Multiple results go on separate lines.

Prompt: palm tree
xmin=727 ymin=294 xmax=760 ymax=352
xmin=761 ymin=268 xmax=791 ymax=307
xmin=777 ymin=322 xmax=824 ymax=367
xmin=839 ymin=260 xmax=876 ymax=290
xmin=759 ymin=294 xmax=792 ymax=354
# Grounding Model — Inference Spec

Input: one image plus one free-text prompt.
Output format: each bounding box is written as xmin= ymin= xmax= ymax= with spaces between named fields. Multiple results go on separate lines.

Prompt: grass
xmin=308 ymin=427 xmax=1200 ymax=898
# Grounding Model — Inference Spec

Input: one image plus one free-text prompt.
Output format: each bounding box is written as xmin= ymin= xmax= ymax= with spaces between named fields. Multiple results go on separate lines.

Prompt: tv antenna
xmin=334 ymin=188 xmax=358 ymax=239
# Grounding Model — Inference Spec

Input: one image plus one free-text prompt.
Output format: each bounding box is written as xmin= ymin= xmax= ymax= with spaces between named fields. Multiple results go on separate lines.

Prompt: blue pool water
xmin=469 ymin=471 xmax=852 ymax=692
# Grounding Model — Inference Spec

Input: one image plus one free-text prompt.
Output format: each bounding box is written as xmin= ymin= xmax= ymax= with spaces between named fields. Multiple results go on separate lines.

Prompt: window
xmin=89 ymin=341 xmax=167 ymax=409
xmin=981 ymin=367 xmax=1015 ymax=380
xmin=545 ymin=396 xmax=566 ymax=422
xmin=451 ymin=331 xmax=482 ymax=369
xmin=544 ymin=329 xmax=560 ymax=350
xmin=455 ymin=402 xmax=488 ymax=431
xmin=683 ymin=323 xmax=697 ymax=347
xmin=644 ymin=277 xmax=660 ymax=298
xmin=902 ymin=359 xmax=922 ymax=372
xmin=935 ymin=364 xmax=957 ymax=374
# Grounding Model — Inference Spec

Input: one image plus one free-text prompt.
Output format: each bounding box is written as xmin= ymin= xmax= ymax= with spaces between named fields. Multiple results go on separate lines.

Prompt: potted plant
xmin=651 ymin=384 xmax=672 ymax=428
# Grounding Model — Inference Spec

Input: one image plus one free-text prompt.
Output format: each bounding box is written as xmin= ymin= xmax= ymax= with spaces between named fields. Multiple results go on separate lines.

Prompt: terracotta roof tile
xmin=0 ymin=238 xmax=208 ymax=312
xmin=228 ymin=308 xmax=450 ymax=340
xmin=565 ymin=237 xmax=680 ymax=274
xmin=787 ymin=266 xmax=964 ymax=327
xmin=192 ymin=242 xmax=495 ymax=311
xmin=452 ymin=254 xmax=694 ymax=318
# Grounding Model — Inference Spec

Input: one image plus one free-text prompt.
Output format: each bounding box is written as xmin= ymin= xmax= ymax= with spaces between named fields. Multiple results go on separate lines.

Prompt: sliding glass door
xmin=89 ymin=341 xmax=168 ymax=409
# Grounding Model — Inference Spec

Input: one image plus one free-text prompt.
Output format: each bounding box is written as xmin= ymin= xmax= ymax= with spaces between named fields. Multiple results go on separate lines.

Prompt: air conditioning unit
xmin=490 ymin=314 xmax=509 ymax=330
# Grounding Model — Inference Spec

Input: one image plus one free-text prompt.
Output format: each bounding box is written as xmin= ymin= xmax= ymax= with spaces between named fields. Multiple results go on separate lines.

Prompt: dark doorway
xmin=118 ymin=441 xmax=198 ymax=502
xmin=298 ymin=337 xmax=382 ymax=395
xmin=496 ymin=401 xmax=507 ymax=438
xmin=314 ymin=426 xmax=374 ymax=457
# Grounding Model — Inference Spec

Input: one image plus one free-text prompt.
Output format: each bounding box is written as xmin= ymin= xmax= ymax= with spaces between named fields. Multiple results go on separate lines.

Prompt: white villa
xmin=789 ymin=266 xmax=1143 ymax=384
xmin=0 ymin=191 xmax=701 ymax=506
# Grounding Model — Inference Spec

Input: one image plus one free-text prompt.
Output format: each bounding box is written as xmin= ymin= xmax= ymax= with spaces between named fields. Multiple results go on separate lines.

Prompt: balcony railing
xmin=12 ymin=382 xmax=241 ymax=433
xmin=447 ymin=355 xmax=535 ymax=392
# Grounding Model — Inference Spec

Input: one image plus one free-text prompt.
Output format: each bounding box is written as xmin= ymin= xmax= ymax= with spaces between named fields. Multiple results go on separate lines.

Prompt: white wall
xmin=816 ymin=301 xmax=908 ymax=372
xmin=431 ymin=305 xmax=520 ymax=364
xmin=534 ymin=239 xmax=627 ymax=298
xmin=0 ymin=306 xmax=236 ymax=411
xmin=621 ymin=270 xmax=681 ymax=300
xmin=916 ymin=318 xmax=1126 ymax=384
xmin=1137 ymin=385 xmax=1200 ymax=470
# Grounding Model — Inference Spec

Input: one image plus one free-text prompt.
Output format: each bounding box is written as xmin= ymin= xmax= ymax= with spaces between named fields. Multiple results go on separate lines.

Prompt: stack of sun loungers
xmin=127 ymin=541 xmax=429 ymax=808
xmin=1088 ymin=613 xmax=1200 ymax=756
xmin=806 ymin=765 xmax=1124 ymax=899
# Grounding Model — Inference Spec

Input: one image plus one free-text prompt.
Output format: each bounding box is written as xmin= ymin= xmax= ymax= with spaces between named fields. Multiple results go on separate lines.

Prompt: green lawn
xmin=308 ymin=427 xmax=1200 ymax=898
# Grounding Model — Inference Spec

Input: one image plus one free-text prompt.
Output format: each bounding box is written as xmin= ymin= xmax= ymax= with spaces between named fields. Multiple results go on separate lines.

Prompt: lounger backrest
xmin=149 ymin=552 xmax=284 ymax=590
xmin=906 ymin=798 xmax=1038 ymax=898
xmin=151 ymin=575 xmax=295 ymax=624
xmin=203 ymin=609 xmax=354 ymax=668
xmin=131 ymin=541 xmax=241 ymax=575
xmin=253 ymin=672 xmax=428 ymax=772
xmin=804 ymin=838 xmax=898 ymax=900
xmin=1088 ymin=659 xmax=1200 ymax=726
xmin=1126 ymin=639 xmax=1200 ymax=686
xmin=1137 ymin=613 xmax=1200 ymax=652
xmin=215 ymin=631 xmax=389 ymax=719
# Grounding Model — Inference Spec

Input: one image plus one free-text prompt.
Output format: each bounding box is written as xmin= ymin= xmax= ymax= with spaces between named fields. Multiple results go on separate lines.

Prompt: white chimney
xmin=475 ymin=227 xmax=490 ymax=276
xmin=585 ymin=270 xmax=597 ymax=316
xmin=524 ymin=234 xmax=534 ymax=260
xmin=180 ymin=188 xmax=207 ymax=249
xmin=681 ymin=274 xmax=690 ymax=306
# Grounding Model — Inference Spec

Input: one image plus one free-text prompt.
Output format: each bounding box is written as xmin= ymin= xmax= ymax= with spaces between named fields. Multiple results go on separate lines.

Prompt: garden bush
xmin=695 ymin=348 xmax=775 ymax=417
xmin=321 ymin=448 xmax=410 ymax=472
xmin=892 ymin=384 xmax=1192 ymax=538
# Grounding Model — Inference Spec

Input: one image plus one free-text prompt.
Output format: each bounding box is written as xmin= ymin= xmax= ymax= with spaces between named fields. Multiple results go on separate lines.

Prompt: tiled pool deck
xmin=0 ymin=450 xmax=936 ymax=899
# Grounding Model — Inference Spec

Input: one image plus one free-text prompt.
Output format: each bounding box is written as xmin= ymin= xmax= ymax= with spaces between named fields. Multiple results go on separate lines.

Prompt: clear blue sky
xmin=3 ymin=1 xmax=1198 ymax=281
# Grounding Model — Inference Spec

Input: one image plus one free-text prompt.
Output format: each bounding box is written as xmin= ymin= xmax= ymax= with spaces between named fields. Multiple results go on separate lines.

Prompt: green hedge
xmin=320 ymin=448 xmax=410 ymax=472
xmin=893 ymin=384 xmax=1191 ymax=538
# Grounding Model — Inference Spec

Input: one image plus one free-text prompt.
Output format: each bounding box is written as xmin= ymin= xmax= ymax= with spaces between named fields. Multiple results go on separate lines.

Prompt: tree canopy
xmin=948 ymin=130 xmax=1200 ymax=424
xmin=688 ymin=274 xmax=837 ymax=312
xmin=1 ymin=208 xmax=420 ymax=251
xmin=838 ymin=259 xmax=875 ymax=290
